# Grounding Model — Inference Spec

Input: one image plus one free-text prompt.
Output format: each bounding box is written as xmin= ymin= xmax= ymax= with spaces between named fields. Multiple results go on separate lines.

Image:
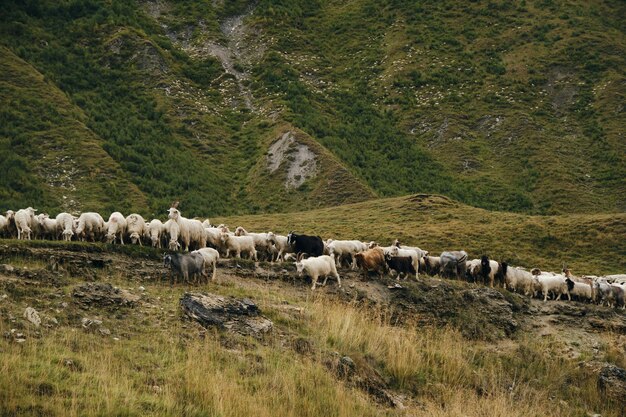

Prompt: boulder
xmin=180 ymin=293 xmax=273 ymax=338
xmin=598 ymin=364 xmax=626 ymax=405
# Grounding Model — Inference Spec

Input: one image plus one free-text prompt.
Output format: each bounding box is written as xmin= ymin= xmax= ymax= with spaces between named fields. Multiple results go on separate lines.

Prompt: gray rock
xmin=180 ymin=292 xmax=273 ymax=338
xmin=24 ymin=307 xmax=41 ymax=327
xmin=0 ymin=264 xmax=15 ymax=273
xmin=598 ymin=364 xmax=626 ymax=405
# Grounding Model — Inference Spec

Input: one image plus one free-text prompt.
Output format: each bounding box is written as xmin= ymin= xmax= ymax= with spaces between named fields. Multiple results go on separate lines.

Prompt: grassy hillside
xmin=215 ymin=194 xmax=626 ymax=275
xmin=0 ymin=0 xmax=624 ymax=215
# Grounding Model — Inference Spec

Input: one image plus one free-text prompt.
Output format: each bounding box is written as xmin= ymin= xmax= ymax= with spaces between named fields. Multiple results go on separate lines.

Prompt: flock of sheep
xmin=1 ymin=205 xmax=625 ymax=309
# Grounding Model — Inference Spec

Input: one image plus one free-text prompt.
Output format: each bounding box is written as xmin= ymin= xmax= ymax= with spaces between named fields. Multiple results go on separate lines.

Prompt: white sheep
xmin=125 ymin=213 xmax=147 ymax=245
xmin=14 ymin=207 xmax=37 ymax=240
xmin=164 ymin=219 xmax=181 ymax=251
xmin=534 ymin=271 xmax=569 ymax=302
xmin=105 ymin=212 xmax=126 ymax=244
xmin=167 ymin=206 xmax=191 ymax=251
xmin=220 ymin=233 xmax=257 ymax=260
xmin=295 ymin=254 xmax=341 ymax=290
xmin=191 ymin=247 xmax=220 ymax=281
xmin=75 ymin=212 xmax=105 ymax=242
xmin=205 ymin=227 xmax=224 ymax=250
xmin=187 ymin=219 xmax=206 ymax=251
xmin=37 ymin=214 xmax=58 ymax=240
xmin=0 ymin=214 xmax=8 ymax=237
xmin=202 ymin=219 xmax=212 ymax=228
xmin=502 ymin=265 xmax=535 ymax=296
xmin=146 ymin=219 xmax=164 ymax=248
xmin=55 ymin=212 xmax=75 ymax=241
xmin=267 ymin=232 xmax=294 ymax=262
xmin=235 ymin=227 xmax=272 ymax=260
xmin=326 ymin=239 xmax=366 ymax=269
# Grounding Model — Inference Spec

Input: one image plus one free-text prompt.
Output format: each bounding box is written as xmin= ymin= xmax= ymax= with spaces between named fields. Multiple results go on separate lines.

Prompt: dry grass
xmin=215 ymin=194 xmax=626 ymax=275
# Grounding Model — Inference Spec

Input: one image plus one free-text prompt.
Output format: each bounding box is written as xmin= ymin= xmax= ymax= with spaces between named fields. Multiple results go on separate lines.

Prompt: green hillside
xmin=1 ymin=0 xmax=624 ymax=216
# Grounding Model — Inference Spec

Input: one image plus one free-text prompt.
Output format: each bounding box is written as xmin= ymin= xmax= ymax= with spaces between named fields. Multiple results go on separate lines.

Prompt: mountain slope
xmin=0 ymin=0 xmax=624 ymax=215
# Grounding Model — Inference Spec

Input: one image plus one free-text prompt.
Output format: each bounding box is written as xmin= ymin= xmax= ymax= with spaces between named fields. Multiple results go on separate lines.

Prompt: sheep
xmin=125 ymin=213 xmax=147 ymax=245
xmin=191 ymin=247 xmax=220 ymax=282
xmin=421 ymin=256 xmax=441 ymax=276
xmin=4 ymin=210 xmax=17 ymax=238
xmin=36 ymin=214 xmax=58 ymax=240
xmin=534 ymin=271 xmax=569 ymax=302
xmin=163 ymin=219 xmax=181 ymax=251
xmin=205 ymin=227 xmax=224 ymax=250
xmin=354 ymin=247 xmax=386 ymax=279
xmin=105 ymin=212 xmax=126 ymax=244
xmin=389 ymin=246 xmax=420 ymax=279
xmin=75 ymin=212 xmax=105 ymax=242
xmin=466 ymin=256 xmax=501 ymax=287
xmin=565 ymin=277 xmax=593 ymax=303
xmin=55 ymin=212 xmax=75 ymax=241
xmin=167 ymin=204 xmax=192 ymax=251
xmin=187 ymin=219 xmax=206 ymax=251
xmin=235 ymin=227 xmax=271 ymax=260
xmin=0 ymin=214 xmax=8 ymax=238
xmin=146 ymin=219 xmax=164 ymax=248
xmin=220 ymin=233 xmax=257 ymax=260
xmin=14 ymin=207 xmax=37 ymax=240
xmin=163 ymin=252 xmax=205 ymax=285
xmin=327 ymin=239 xmax=367 ymax=269
xmin=295 ymin=254 xmax=341 ymax=290
xmin=604 ymin=274 xmax=626 ymax=285
xmin=267 ymin=232 xmax=294 ymax=262
xmin=439 ymin=251 xmax=468 ymax=280
xmin=501 ymin=263 xmax=535 ymax=295
xmin=202 ymin=219 xmax=212 ymax=228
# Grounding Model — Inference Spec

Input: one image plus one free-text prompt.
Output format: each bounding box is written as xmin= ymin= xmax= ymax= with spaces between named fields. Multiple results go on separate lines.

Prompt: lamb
xmin=191 ymin=247 xmax=220 ymax=281
xmin=75 ymin=212 xmax=105 ymax=242
xmin=145 ymin=219 xmax=164 ymax=248
xmin=220 ymin=233 xmax=257 ymax=260
xmin=56 ymin=212 xmax=75 ymax=241
xmin=295 ymin=254 xmax=341 ymax=290
xmin=266 ymin=232 xmax=294 ymax=262
xmin=105 ymin=212 xmax=126 ymax=244
xmin=14 ymin=207 xmax=37 ymax=240
xmin=125 ymin=213 xmax=147 ymax=245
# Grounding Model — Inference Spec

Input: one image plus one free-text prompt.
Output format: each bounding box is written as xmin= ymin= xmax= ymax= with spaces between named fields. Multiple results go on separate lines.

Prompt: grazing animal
xmin=125 ymin=213 xmax=147 ymax=245
xmin=287 ymin=232 xmax=324 ymax=257
xmin=105 ymin=212 xmax=126 ymax=244
xmin=235 ymin=227 xmax=272 ymax=261
xmin=56 ymin=212 xmax=76 ymax=241
xmin=354 ymin=247 xmax=386 ymax=279
xmin=220 ymin=233 xmax=257 ymax=260
xmin=266 ymin=232 xmax=294 ymax=262
xmin=327 ymin=239 xmax=367 ymax=269
xmin=145 ymin=219 xmax=164 ymax=248
xmin=421 ymin=256 xmax=441 ymax=276
xmin=14 ymin=207 xmax=37 ymax=240
xmin=385 ymin=254 xmax=416 ymax=280
xmin=388 ymin=246 xmax=421 ymax=279
xmin=163 ymin=252 xmax=205 ymax=285
xmin=191 ymin=247 xmax=220 ymax=282
xmin=295 ymin=254 xmax=341 ymax=290
xmin=501 ymin=263 xmax=535 ymax=295
xmin=439 ymin=251 xmax=468 ymax=280
xmin=75 ymin=212 xmax=105 ymax=242
xmin=163 ymin=219 xmax=181 ymax=251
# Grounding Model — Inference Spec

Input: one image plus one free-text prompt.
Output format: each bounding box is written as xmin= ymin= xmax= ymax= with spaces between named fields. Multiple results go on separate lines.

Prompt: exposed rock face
xmin=180 ymin=292 xmax=273 ymax=338
xmin=598 ymin=364 xmax=626 ymax=405
xmin=267 ymin=131 xmax=317 ymax=189
xmin=23 ymin=307 xmax=41 ymax=327
xmin=72 ymin=283 xmax=139 ymax=308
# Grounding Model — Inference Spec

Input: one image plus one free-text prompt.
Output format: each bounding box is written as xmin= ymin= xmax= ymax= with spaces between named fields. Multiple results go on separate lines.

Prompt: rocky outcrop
xmin=180 ymin=292 xmax=273 ymax=338
xmin=72 ymin=283 xmax=140 ymax=309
